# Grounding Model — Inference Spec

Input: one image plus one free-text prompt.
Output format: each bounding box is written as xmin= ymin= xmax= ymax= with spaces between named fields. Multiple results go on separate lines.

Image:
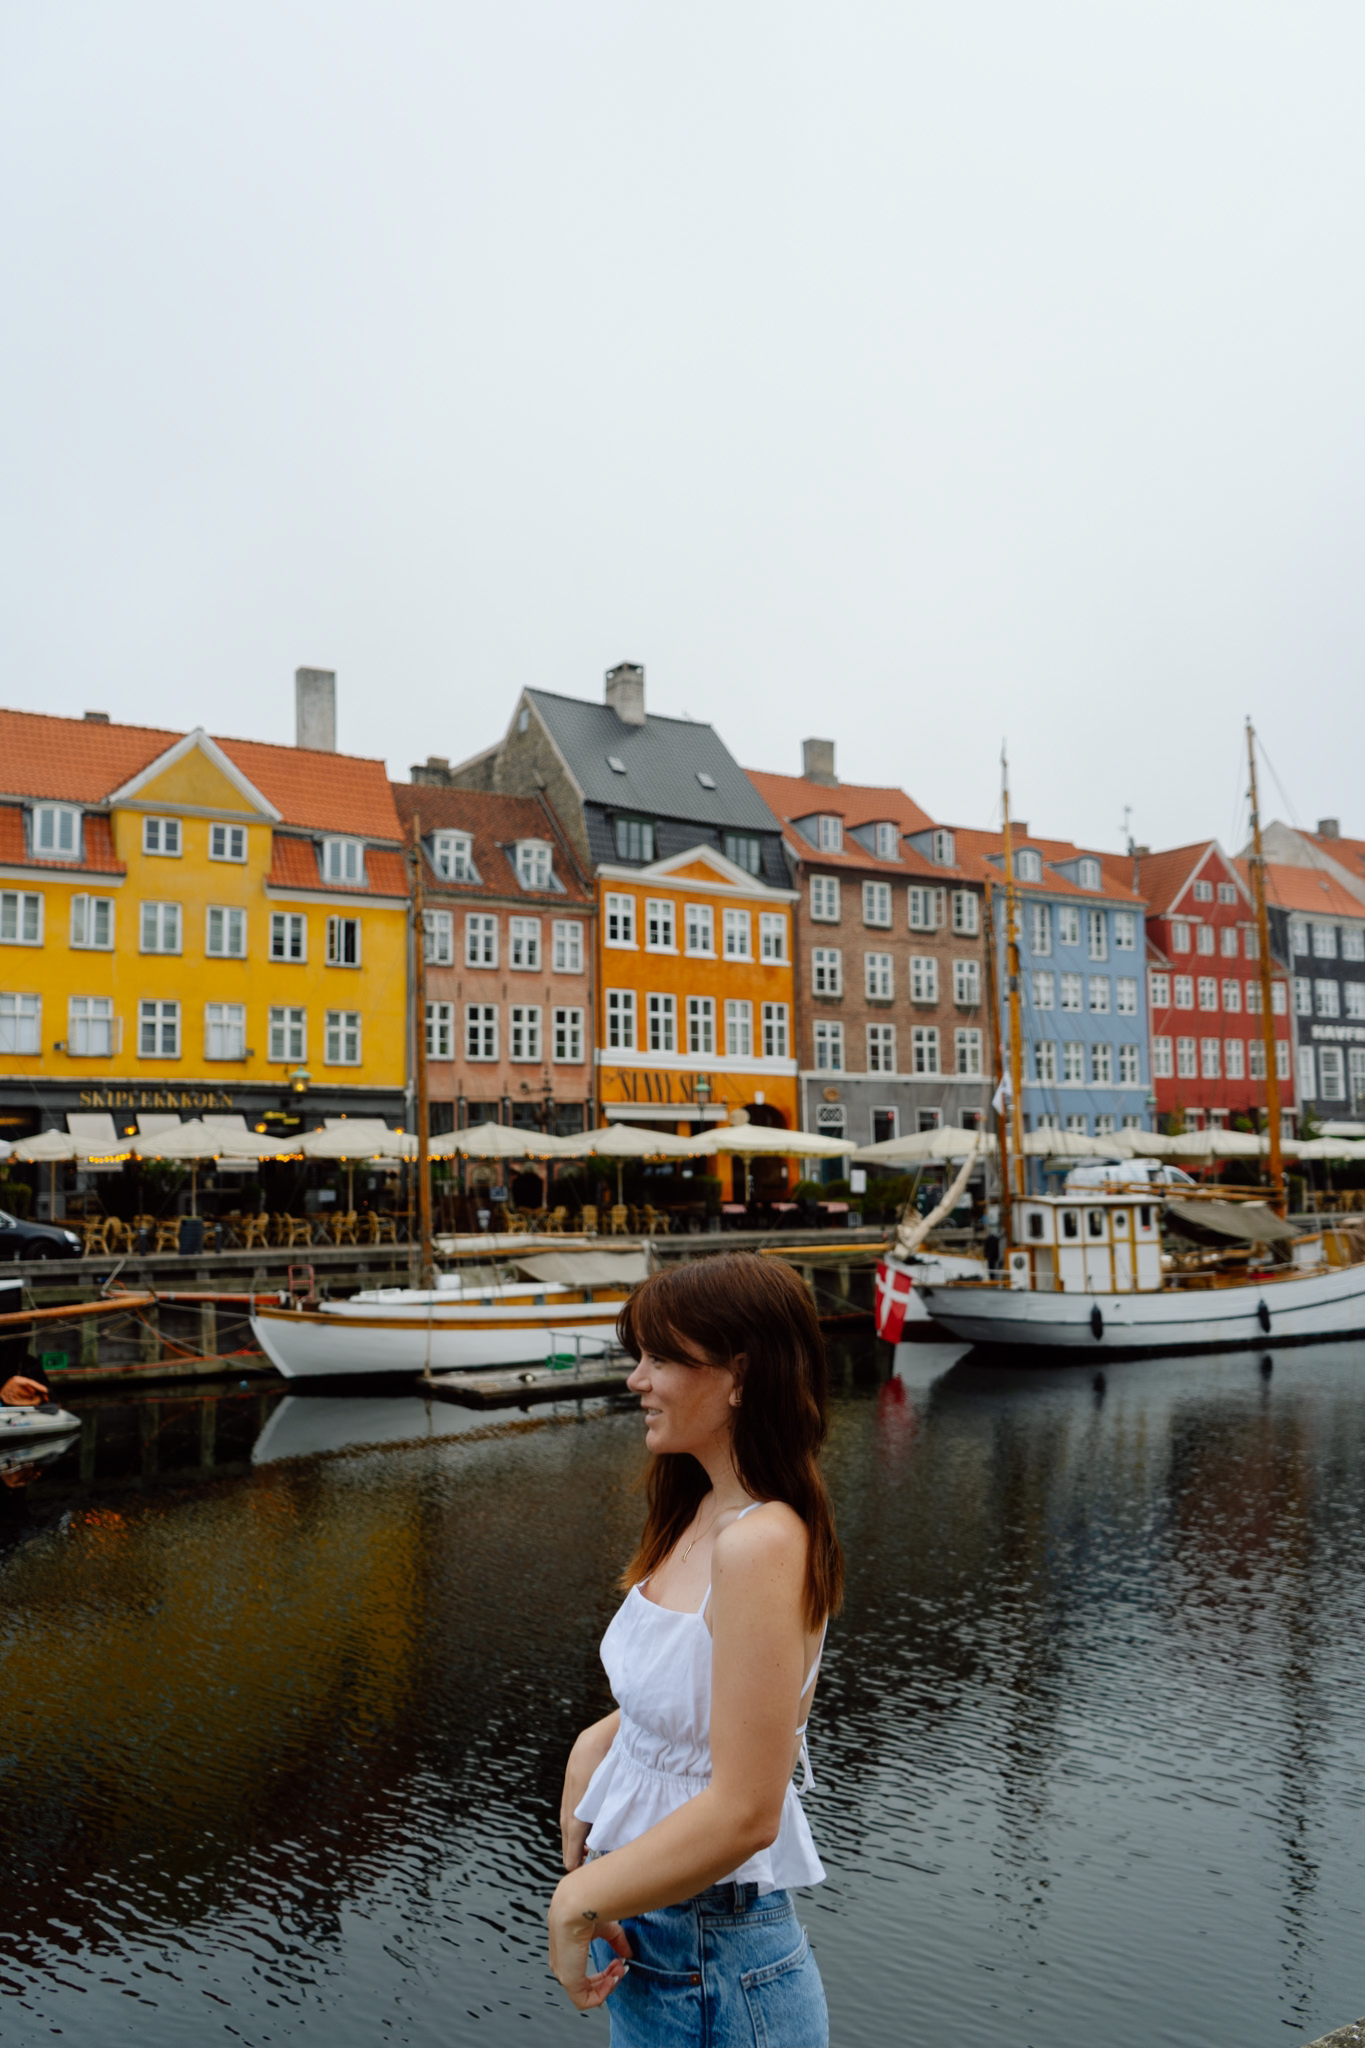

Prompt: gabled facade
xmin=954 ymin=826 xmax=1151 ymax=1140
xmin=391 ymin=784 xmax=596 ymax=1135
xmin=1133 ymin=840 xmax=1294 ymax=1132
xmin=747 ymin=744 xmax=989 ymax=1151
xmin=436 ymin=664 xmax=798 ymax=1140
xmin=0 ymin=684 xmax=409 ymax=1142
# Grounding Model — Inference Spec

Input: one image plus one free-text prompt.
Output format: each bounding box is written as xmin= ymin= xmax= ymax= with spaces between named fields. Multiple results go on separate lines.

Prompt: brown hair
xmin=616 ymin=1252 xmax=844 ymax=1629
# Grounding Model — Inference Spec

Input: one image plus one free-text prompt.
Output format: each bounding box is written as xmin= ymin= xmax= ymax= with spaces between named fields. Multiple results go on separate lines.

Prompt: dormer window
xmin=32 ymin=805 xmax=81 ymax=860
xmin=817 ymin=815 xmax=843 ymax=853
xmin=613 ymin=816 xmax=655 ymax=862
xmin=932 ymin=829 xmax=955 ymax=867
xmin=1017 ymin=849 xmax=1042 ymax=882
xmin=723 ymin=832 xmax=762 ymax=876
xmin=515 ymin=839 xmax=553 ymax=889
xmin=696 ymin=771 xmax=716 ymax=790
xmin=322 ymin=837 xmax=365 ymax=884
xmin=607 ymin=755 xmax=627 ymax=774
xmin=431 ymin=831 xmax=473 ymax=881
xmin=875 ymin=823 xmax=898 ymax=860
xmin=1078 ymin=857 xmax=1101 ymax=890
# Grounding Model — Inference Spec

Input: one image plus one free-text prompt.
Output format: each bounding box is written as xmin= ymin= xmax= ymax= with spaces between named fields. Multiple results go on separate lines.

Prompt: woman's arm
xmin=560 ymin=1709 xmax=620 ymax=1871
xmin=548 ymin=1509 xmax=810 ymax=2009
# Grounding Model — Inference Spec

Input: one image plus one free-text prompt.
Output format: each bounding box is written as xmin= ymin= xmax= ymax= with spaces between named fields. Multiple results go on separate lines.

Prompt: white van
xmin=1063 ymin=1157 xmax=1197 ymax=1192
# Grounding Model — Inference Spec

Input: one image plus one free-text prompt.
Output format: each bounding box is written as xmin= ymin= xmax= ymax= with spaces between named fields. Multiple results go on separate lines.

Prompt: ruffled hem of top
xmin=574 ymin=1740 xmax=825 ymax=1895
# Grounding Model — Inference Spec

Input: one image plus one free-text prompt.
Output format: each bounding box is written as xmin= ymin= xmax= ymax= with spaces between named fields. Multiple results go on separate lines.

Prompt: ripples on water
xmin=2 ymin=1341 xmax=1364 ymax=2047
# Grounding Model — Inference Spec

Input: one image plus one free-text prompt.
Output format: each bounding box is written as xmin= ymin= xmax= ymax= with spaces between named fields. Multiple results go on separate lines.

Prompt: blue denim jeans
xmin=589 ymin=1882 xmax=828 ymax=2047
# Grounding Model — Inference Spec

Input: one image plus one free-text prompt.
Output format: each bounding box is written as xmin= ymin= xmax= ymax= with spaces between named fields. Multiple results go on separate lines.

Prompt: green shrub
xmin=0 ymin=1178 xmax=32 ymax=1218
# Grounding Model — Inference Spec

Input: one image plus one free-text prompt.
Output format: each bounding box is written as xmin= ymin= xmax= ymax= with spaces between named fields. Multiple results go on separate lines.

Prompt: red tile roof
xmin=391 ymin=784 xmax=593 ymax=903
xmin=1301 ymin=829 xmax=1365 ymax=889
xmin=1127 ymin=842 xmax=1251 ymax=917
xmin=745 ymin=768 xmax=975 ymax=880
xmin=0 ymin=805 xmax=125 ymax=877
xmin=0 ymin=708 xmax=402 ymax=842
xmin=952 ymin=827 xmax=1144 ymax=904
xmin=1249 ymin=858 xmax=1365 ymax=920
xmin=267 ymin=836 xmax=408 ymax=899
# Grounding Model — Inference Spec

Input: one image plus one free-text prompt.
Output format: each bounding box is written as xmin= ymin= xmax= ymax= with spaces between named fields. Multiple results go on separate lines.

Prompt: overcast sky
xmin=3 ymin=1 xmax=1362 ymax=854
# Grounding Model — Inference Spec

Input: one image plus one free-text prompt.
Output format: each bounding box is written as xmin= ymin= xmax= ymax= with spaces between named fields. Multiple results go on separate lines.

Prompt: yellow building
xmin=0 ymin=696 xmax=410 ymax=1149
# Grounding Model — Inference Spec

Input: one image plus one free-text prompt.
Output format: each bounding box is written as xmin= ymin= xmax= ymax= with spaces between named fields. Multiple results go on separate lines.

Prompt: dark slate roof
xmin=583 ymin=806 xmax=791 ymax=890
xmin=526 ymin=690 xmax=780 ymax=833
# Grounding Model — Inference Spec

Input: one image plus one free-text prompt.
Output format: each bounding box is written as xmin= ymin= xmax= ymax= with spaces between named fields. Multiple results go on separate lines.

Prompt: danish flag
xmin=875 ymin=1259 xmax=915 ymax=1344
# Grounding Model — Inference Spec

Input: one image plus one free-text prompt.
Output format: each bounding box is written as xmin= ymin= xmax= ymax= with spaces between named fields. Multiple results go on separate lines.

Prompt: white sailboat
xmin=904 ymin=724 xmax=1365 ymax=1359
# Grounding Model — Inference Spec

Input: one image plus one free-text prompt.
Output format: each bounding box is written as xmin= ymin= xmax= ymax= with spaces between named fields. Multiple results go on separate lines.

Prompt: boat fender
xmin=1257 ymin=1299 xmax=1271 ymax=1334
xmin=1090 ymin=1305 xmax=1103 ymax=1341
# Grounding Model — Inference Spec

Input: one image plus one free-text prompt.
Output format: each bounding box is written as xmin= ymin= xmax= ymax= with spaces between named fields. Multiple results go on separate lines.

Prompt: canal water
xmin=2 ymin=1339 xmax=1364 ymax=2048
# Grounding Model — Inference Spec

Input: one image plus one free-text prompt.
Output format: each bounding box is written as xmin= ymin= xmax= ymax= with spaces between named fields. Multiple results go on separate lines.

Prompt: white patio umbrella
xmin=851 ymin=1124 xmax=994 ymax=1164
xmin=1021 ymin=1127 xmax=1131 ymax=1158
xmin=555 ymin=1122 xmax=700 ymax=1204
xmin=428 ymin=1122 xmax=575 ymax=1161
xmin=683 ymin=1120 xmax=858 ymax=1206
xmin=130 ymin=1118 xmax=231 ymax=1215
xmin=0 ymin=1138 xmax=11 ymax=1163
xmin=300 ymin=1121 xmax=411 ymax=1211
xmin=11 ymin=1128 xmax=81 ymax=1220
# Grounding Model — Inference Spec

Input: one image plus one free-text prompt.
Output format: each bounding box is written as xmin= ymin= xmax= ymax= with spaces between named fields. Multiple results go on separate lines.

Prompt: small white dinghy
xmin=0 ymin=1404 xmax=81 ymax=1474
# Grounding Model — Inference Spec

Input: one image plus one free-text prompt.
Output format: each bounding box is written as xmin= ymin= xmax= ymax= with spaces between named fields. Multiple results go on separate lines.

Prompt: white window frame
xmin=1315 ymin=979 xmax=1340 ymax=1018
xmin=138 ymin=999 xmax=180 ymax=1059
xmin=865 ymin=951 xmax=894 ymax=1000
xmin=722 ymin=908 xmax=752 ymax=960
xmin=552 ymin=919 xmax=585 ymax=973
xmin=1174 ymin=975 xmax=1194 ymax=1009
xmin=324 ymin=1008 xmax=362 ymax=1066
xmin=811 ymin=947 xmax=842 ymax=997
xmin=813 ymin=1019 xmax=844 ymax=1072
xmin=910 ymin=955 xmax=938 ymax=1004
xmin=1198 ymin=976 xmax=1219 ymax=1011
xmin=1091 ymin=1042 xmax=1114 ymax=1085
xmin=1221 ymin=978 xmax=1241 ymax=1013
xmin=268 ymin=1005 xmax=307 ymax=1063
xmin=955 ymin=1026 xmax=983 ymax=1076
xmin=1224 ymin=1038 xmax=1245 ymax=1081
xmin=1114 ymin=911 xmax=1137 ymax=951
xmin=816 ymin=814 xmax=843 ymax=852
xmin=1087 ymin=909 xmax=1108 ymax=960
xmin=423 ymin=909 xmax=454 ymax=966
xmin=762 ymin=1002 xmax=789 ymax=1059
xmin=862 ymin=881 xmax=892 ymax=928
xmin=910 ymin=1024 xmax=940 ymax=1075
xmin=515 ymin=839 xmax=553 ymax=890
xmin=1152 ymin=1036 xmax=1173 ymax=1078
xmin=810 ymin=876 xmax=841 ymax=923
xmin=0 ymin=891 xmax=44 ymax=947
xmin=142 ymin=816 xmax=182 ymax=857
xmin=875 ymin=823 xmax=898 ymax=860
xmin=70 ymin=894 xmax=115 ymax=950
xmin=1088 ymin=977 xmax=1110 ymax=1014
xmin=1200 ymin=1036 xmax=1221 ymax=1080
xmin=466 ymin=913 xmax=498 ymax=968
xmin=1032 ymin=970 xmax=1055 ymax=1010
xmin=687 ymin=995 xmax=715 ymax=1056
xmin=1028 ymin=903 xmax=1052 ymax=954
xmin=32 ymin=805 xmax=81 ymax=860
xmin=1034 ymin=1039 xmax=1058 ymax=1084
xmin=1078 ymin=858 xmax=1101 ymax=890
xmin=909 ymin=886 xmax=945 ymax=931
xmin=1063 ymin=1041 xmax=1085 ymax=1084
xmin=553 ymin=1006 xmax=585 ymax=1063
xmin=139 ymin=901 xmax=181 ymax=955
xmin=1119 ymin=1042 xmax=1140 ymax=1084
xmin=425 ymin=1001 xmax=454 ymax=1061
xmin=326 ymin=915 xmax=362 ymax=968
xmin=1149 ymin=971 xmax=1170 ymax=1008
xmin=509 ymin=917 xmax=542 ymax=971
xmin=509 ymin=1004 xmax=542 ymax=1061
xmin=1057 ymin=906 xmax=1080 ymax=948
xmin=1016 ymin=850 xmax=1042 ymax=883
xmin=1312 ymin=923 xmax=1338 ymax=960
xmin=952 ymin=890 xmax=979 ymax=936
xmin=647 ymin=992 xmax=677 ymax=1053
xmin=1175 ymin=1036 xmax=1197 ymax=1079
xmin=933 ymin=829 xmax=955 ymax=868
xmin=724 ymin=999 xmax=752 ymax=1057
xmin=270 ymin=911 xmax=307 ymax=963
xmin=206 ymin=905 xmax=247 ymax=958
xmin=321 ymin=836 xmax=363 ymax=883
xmin=205 ymin=1001 xmax=247 ymax=1062
xmin=645 ymin=899 xmax=676 ymax=952
xmin=466 ymin=1003 xmax=498 ymax=1060
xmin=1060 ymin=973 xmax=1083 ymax=1013
xmin=0 ymin=992 xmax=41 ymax=1055
xmin=953 ymin=958 xmax=980 ymax=1006
xmin=685 ymin=903 xmax=715 ymax=956
xmin=210 ymin=823 xmax=248 ymax=864
xmin=867 ymin=1022 xmax=896 ymax=1072
xmin=606 ymin=988 xmax=636 ymax=1051
xmin=1319 ymin=1044 xmax=1346 ymax=1100
xmin=759 ymin=912 xmax=787 ymax=961
xmin=431 ymin=831 xmax=474 ymax=881
xmin=605 ymin=893 xmax=637 ymax=947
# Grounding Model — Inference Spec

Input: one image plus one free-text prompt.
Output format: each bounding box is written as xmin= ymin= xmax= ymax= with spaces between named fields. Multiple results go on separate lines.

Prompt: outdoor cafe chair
xmin=545 ymin=1206 xmax=568 ymax=1234
xmin=154 ymin=1220 xmax=181 ymax=1253
xmin=331 ymin=1210 xmax=359 ymax=1246
xmin=642 ymin=1205 xmax=671 ymax=1237
xmin=578 ymin=1205 xmax=598 ymax=1235
xmin=241 ymin=1213 xmax=270 ymax=1250
xmin=608 ymin=1204 xmax=630 ymax=1237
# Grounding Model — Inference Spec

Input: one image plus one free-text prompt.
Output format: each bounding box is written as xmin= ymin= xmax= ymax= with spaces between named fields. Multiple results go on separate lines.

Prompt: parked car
xmin=1064 ymin=1159 xmax=1197 ymax=1192
xmin=0 ymin=1209 xmax=83 ymax=1260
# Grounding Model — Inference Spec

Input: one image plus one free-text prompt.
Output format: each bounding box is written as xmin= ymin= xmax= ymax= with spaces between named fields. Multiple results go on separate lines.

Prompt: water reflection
xmin=1 ymin=1344 xmax=1363 ymax=2047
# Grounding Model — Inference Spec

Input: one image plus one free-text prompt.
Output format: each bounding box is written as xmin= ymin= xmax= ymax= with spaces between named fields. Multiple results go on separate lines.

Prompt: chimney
xmin=295 ymin=667 xmax=336 ymax=751
xmin=802 ymin=738 xmax=837 ymax=786
xmin=1318 ymin=817 xmax=1340 ymax=839
xmin=83 ymin=710 xmax=110 ymax=723
xmin=605 ymin=662 xmax=646 ymax=726
xmin=410 ymin=756 xmax=452 ymax=787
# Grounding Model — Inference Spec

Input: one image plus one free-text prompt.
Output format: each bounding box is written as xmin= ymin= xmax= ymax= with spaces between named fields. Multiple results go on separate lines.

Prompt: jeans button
xmin=690 ymin=1973 xmax=700 ymax=1986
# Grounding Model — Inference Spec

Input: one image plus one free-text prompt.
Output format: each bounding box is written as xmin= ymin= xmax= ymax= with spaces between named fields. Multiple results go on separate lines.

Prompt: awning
xmin=513 ymin=1250 xmax=652 ymax=1287
xmin=1164 ymin=1199 xmax=1298 ymax=1246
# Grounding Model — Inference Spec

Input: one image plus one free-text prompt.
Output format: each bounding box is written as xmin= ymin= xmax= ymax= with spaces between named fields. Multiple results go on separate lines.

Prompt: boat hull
xmin=918 ymin=1261 xmax=1365 ymax=1357
xmin=250 ymin=1301 xmax=626 ymax=1377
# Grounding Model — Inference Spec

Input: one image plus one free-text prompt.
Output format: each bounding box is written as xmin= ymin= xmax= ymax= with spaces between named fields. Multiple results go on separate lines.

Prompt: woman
xmin=549 ymin=1252 xmax=843 ymax=2045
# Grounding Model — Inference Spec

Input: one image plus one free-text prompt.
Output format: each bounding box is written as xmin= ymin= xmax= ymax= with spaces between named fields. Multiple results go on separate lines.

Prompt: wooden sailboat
xmin=913 ymin=727 xmax=1365 ymax=1357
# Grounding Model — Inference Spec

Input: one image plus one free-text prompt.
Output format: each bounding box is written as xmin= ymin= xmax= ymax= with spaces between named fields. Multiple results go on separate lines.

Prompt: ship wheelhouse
xmin=1008 ymin=1194 xmax=1163 ymax=1295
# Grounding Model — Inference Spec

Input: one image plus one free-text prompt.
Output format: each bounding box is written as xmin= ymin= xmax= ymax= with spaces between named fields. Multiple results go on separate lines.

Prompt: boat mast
xmin=1000 ymin=751 xmax=1026 ymax=1204
xmin=982 ymin=883 xmax=1011 ymax=1250
xmin=1245 ymin=721 xmax=1286 ymax=1215
xmin=410 ymin=810 xmax=436 ymax=1289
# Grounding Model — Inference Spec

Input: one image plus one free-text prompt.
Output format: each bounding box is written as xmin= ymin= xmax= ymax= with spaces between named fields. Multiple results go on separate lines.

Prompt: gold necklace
xmin=679 ymin=1500 xmax=724 ymax=1565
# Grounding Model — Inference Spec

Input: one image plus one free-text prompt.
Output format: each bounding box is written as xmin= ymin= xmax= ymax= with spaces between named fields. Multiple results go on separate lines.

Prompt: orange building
xmin=594 ymin=843 xmax=799 ymax=1141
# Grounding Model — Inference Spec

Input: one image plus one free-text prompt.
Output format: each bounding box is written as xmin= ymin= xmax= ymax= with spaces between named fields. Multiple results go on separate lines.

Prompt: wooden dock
xmin=421 ymin=1355 xmax=635 ymax=1408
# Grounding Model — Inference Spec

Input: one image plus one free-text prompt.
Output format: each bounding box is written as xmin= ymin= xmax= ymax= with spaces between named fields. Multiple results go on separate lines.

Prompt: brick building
xmin=390 ymin=785 xmax=596 ymax=1135
xmin=1134 ymin=840 xmax=1294 ymax=1133
xmin=747 ymin=744 xmax=990 ymax=1152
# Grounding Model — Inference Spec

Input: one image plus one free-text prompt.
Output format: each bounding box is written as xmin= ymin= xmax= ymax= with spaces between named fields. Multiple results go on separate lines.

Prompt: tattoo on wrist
xmin=581 ymin=1909 xmax=597 ymax=1923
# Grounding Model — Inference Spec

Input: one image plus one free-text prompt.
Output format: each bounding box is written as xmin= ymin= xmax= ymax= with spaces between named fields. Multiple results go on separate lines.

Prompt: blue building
xmin=964 ymin=829 xmax=1150 ymax=1143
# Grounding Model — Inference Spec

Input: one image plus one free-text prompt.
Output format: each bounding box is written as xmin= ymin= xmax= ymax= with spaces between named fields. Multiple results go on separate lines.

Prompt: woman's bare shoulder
xmin=713 ymin=1500 xmax=808 ymax=1574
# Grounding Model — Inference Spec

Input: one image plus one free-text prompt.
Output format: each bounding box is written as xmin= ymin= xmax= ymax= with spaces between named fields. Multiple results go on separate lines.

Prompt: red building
xmin=1135 ymin=840 xmax=1295 ymax=1133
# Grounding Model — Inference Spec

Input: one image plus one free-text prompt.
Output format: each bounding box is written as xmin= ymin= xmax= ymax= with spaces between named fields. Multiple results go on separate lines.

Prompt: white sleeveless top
xmin=574 ymin=1503 xmax=827 ymax=1894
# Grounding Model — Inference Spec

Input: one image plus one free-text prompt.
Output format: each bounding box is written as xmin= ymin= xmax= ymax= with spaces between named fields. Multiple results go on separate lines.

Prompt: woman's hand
xmin=559 ymin=1711 xmax=619 ymax=1872
xmin=548 ymin=1881 xmax=630 ymax=2011
xmin=560 ymin=1806 xmax=590 ymax=1873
